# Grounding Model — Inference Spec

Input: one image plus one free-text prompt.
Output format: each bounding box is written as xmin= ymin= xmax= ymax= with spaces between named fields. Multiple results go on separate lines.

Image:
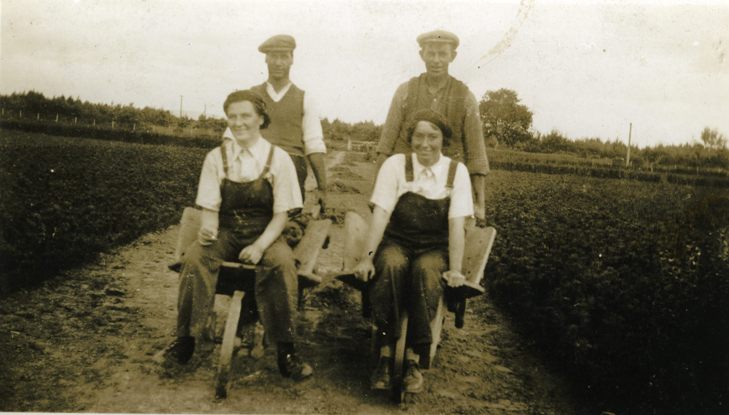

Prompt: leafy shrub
xmin=485 ymin=171 xmax=729 ymax=414
xmin=0 ymin=130 xmax=210 ymax=294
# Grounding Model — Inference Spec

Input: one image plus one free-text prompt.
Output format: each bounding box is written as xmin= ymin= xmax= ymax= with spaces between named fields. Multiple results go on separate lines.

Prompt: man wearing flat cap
xmin=375 ymin=29 xmax=490 ymax=223
xmin=223 ymin=34 xmax=328 ymax=212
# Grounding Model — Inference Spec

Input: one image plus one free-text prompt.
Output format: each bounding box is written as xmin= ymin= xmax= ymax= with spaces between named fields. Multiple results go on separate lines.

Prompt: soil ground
xmin=0 ymin=151 xmax=580 ymax=414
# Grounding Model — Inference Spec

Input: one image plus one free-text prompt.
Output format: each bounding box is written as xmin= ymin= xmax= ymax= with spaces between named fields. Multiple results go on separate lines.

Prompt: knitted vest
xmin=251 ymin=83 xmax=305 ymax=156
xmin=396 ymin=74 xmax=470 ymax=162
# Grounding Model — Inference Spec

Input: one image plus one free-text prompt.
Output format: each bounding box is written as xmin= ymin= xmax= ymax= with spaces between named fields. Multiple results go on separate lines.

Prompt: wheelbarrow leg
xmin=215 ymin=290 xmax=244 ymax=399
xmin=424 ymin=297 xmax=445 ymax=369
xmin=391 ymin=310 xmax=409 ymax=403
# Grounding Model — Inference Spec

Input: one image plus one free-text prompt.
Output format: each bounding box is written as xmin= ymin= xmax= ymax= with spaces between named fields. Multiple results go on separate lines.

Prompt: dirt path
xmin=0 ymin=151 xmax=578 ymax=414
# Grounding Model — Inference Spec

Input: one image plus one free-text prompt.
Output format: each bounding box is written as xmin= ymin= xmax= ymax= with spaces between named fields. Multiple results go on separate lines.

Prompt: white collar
xmin=412 ymin=153 xmax=445 ymax=178
xmin=229 ymin=135 xmax=267 ymax=160
xmin=266 ymin=81 xmax=293 ymax=102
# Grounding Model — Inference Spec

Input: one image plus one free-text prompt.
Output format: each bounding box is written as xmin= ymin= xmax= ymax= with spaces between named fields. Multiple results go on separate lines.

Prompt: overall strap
xmin=446 ymin=159 xmax=458 ymax=190
xmin=404 ymin=153 xmax=414 ymax=182
xmin=220 ymin=142 xmax=229 ymax=179
xmin=259 ymin=144 xmax=276 ymax=179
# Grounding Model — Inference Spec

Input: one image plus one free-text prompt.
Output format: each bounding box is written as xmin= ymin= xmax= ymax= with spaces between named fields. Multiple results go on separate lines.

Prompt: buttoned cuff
xmin=465 ymin=159 xmax=490 ymax=176
xmin=303 ymin=137 xmax=327 ymax=155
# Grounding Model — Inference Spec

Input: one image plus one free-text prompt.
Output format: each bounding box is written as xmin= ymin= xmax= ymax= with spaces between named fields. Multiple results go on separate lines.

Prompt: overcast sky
xmin=2 ymin=0 xmax=728 ymax=147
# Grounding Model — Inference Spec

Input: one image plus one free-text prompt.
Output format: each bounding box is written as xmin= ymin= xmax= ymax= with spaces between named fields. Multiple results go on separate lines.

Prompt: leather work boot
xmin=403 ymin=359 xmax=424 ymax=393
xmin=162 ymin=336 xmax=195 ymax=364
xmin=370 ymin=356 xmax=392 ymax=390
xmin=278 ymin=352 xmax=313 ymax=381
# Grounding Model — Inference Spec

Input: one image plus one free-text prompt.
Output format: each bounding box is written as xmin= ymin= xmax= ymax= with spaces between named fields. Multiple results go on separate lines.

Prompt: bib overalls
xmin=370 ymin=154 xmax=458 ymax=356
xmin=176 ymin=143 xmax=298 ymax=344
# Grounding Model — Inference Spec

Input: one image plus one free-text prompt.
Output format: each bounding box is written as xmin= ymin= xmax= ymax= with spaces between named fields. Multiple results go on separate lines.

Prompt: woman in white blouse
xmin=163 ymin=90 xmax=312 ymax=381
xmin=353 ymin=109 xmax=473 ymax=394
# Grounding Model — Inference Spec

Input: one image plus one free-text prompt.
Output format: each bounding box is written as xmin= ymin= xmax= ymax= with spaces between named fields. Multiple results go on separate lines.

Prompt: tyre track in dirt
xmin=0 ymin=150 xmax=579 ymax=414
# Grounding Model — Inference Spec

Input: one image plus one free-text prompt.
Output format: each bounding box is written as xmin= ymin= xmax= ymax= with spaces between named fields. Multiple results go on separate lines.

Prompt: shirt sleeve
xmin=462 ymin=90 xmax=491 ymax=176
xmin=195 ymin=149 xmax=223 ymax=212
xmin=448 ymin=162 xmax=474 ymax=219
xmin=301 ymin=92 xmax=327 ymax=155
xmin=369 ymin=154 xmax=403 ymax=213
xmin=271 ymin=147 xmax=304 ymax=214
xmin=376 ymin=82 xmax=408 ymax=156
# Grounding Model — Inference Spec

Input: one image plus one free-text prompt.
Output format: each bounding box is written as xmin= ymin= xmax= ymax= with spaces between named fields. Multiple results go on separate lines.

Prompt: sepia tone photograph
xmin=1 ymin=0 xmax=727 ymax=414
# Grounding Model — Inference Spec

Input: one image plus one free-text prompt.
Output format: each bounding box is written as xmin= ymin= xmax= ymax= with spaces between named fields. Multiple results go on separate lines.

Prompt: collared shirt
xmin=370 ymin=153 xmax=473 ymax=219
xmin=376 ymin=75 xmax=490 ymax=176
xmin=195 ymin=136 xmax=303 ymax=214
xmin=223 ymin=81 xmax=326 ymax=155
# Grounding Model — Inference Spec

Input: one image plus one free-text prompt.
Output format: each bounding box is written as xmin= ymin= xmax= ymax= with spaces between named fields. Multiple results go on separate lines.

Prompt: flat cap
xmin=258 ymin=34 xmax=296 ymax=53
xmin=416 ymin=30 xmax=459 ymax=49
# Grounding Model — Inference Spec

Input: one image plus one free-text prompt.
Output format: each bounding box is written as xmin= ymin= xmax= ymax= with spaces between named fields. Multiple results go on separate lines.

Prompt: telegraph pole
xmin=179 ymin=95 xmax=183 ymax=118
xmin=626 ymin=122 xmax=632 ymax=168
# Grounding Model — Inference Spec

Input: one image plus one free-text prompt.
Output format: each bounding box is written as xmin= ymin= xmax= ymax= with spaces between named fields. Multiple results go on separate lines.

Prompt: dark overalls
xmin=176 ymin=143 xmax=298 ymax=344
xmin=370 ymin=154 xmax=458 ymax=356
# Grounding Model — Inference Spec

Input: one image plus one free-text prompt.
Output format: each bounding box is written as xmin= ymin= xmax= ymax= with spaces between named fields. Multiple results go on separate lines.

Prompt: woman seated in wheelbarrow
xmin=163 ymin=89 xmax=312 ymax=381
xmin=352 ymin=109 xmax=472 ymax=393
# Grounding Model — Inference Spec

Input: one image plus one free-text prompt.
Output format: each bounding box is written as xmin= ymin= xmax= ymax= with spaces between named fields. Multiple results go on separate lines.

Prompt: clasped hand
xmin=238 ymin=244 xmax=264 ymax=265
xmin=442 ymin=270 xmax=466 ymax=287
xmin=198 ymin=227 xmax=218 ymax=246
xmin=352 ymin=257 xmax=375 ymax=282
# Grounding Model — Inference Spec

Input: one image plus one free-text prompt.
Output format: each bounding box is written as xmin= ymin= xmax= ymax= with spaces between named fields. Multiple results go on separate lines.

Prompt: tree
xmin=479 ymin=88 xmax=533 ymax=147
xmin=700 ymin=127 xmax=727 ymax=150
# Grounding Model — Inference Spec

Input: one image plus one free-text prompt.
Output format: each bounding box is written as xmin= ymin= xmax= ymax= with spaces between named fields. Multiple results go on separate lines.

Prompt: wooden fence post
xmin=111 ymin=120 xmax=115 ymax=129
xmin=55 ymin=113 xmax=59 ymax=122
xmin=19 ymin=110 xmax=23 ymax=118
xmin=37 ymin=113 xmax=40 ymax=120
xmin=74 ymin=117 xmax=77 ymax=124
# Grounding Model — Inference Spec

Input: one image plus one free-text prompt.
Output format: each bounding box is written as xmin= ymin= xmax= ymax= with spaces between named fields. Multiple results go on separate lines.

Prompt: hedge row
xmin=489 ymin=151 xmax=729 ymax=179
xmin=490 ymin=160 xmax=729 ymax=188
xmin=0 ymin=119 xmax=219 ymax=149
xmin=485 ymin=170 xmax=729 ymax=414
xmin=0 ymin=130 xmax=208 ymax=294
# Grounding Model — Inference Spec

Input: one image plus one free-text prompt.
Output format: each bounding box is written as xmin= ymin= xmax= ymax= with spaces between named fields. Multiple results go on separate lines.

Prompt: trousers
xmin=176 ymin=228 xmax=298 ymax=344
xmin=369 ymin=239 xmax=446 ymax=351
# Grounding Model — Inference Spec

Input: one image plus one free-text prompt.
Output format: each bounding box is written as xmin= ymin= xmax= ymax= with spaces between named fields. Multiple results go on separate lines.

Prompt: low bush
xmin=485 ymin=171 xmax=729 ymax=414
xmin=0 ymin=130 xmax=210 ymax=294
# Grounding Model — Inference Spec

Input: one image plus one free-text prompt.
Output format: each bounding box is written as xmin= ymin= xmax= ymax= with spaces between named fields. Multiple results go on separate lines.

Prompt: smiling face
xmin=225 ymin=100 xmax=263 ymax=145
xmin=419 ymin=43 xmax=456 ymax=78
xmin=410 ymin=120 xmax=444 ymax=167
xmin=265 ymin=51 xmax=293 ymax=82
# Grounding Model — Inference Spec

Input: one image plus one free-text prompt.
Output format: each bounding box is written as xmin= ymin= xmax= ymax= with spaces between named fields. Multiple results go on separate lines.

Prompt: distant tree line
xmin=2 ymin=90 xmax=727 ymax=171
xmin=478 ymin=88 xmax=729 ymax=171
xmin=0 ymin=91 xmax=179 ymax=129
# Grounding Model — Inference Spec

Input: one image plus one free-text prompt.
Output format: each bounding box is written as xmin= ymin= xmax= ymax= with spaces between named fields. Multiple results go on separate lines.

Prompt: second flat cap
xmin=416 ymin=30 xmax=459 ymax=49
xmin=258 ymin=34 xmax=296 ymax=53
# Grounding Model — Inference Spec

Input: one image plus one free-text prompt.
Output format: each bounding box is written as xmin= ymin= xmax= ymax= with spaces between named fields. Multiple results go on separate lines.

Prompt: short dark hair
xmin=406 ymin=109 xmax=452 ymax=146
xmin=223 ymin=90 xmax=271 ymax=129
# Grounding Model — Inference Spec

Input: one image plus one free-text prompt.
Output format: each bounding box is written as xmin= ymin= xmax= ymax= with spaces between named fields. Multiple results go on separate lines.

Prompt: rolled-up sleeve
xmin=462 ymin=91 xmax=490 ymax=176
xmin=195 ymin=150 xmax=223 ymax=212
xmin=302 ymin=92 xmax=327 ymax=155
xmin=369 ymin=154 xmax=403 ymax=213
xmin=376 ymin=83 xmax=408 ymax=156
xmin=448 ymin=162 xmax=474 ymax=219
xmin=271 ymin=148 xmax=304 ymax=214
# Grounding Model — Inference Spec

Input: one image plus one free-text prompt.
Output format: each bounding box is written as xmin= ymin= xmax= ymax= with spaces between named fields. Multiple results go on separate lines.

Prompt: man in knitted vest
xmin=375 ymin=30 xmax=490 ymax=223
xmin=223 ymin=34 xmax=328 ymax=213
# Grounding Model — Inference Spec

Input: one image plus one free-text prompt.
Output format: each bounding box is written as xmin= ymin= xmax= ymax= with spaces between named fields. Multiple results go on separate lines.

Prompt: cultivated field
xmin=1 ymin=129 xmax=727 ymax=414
